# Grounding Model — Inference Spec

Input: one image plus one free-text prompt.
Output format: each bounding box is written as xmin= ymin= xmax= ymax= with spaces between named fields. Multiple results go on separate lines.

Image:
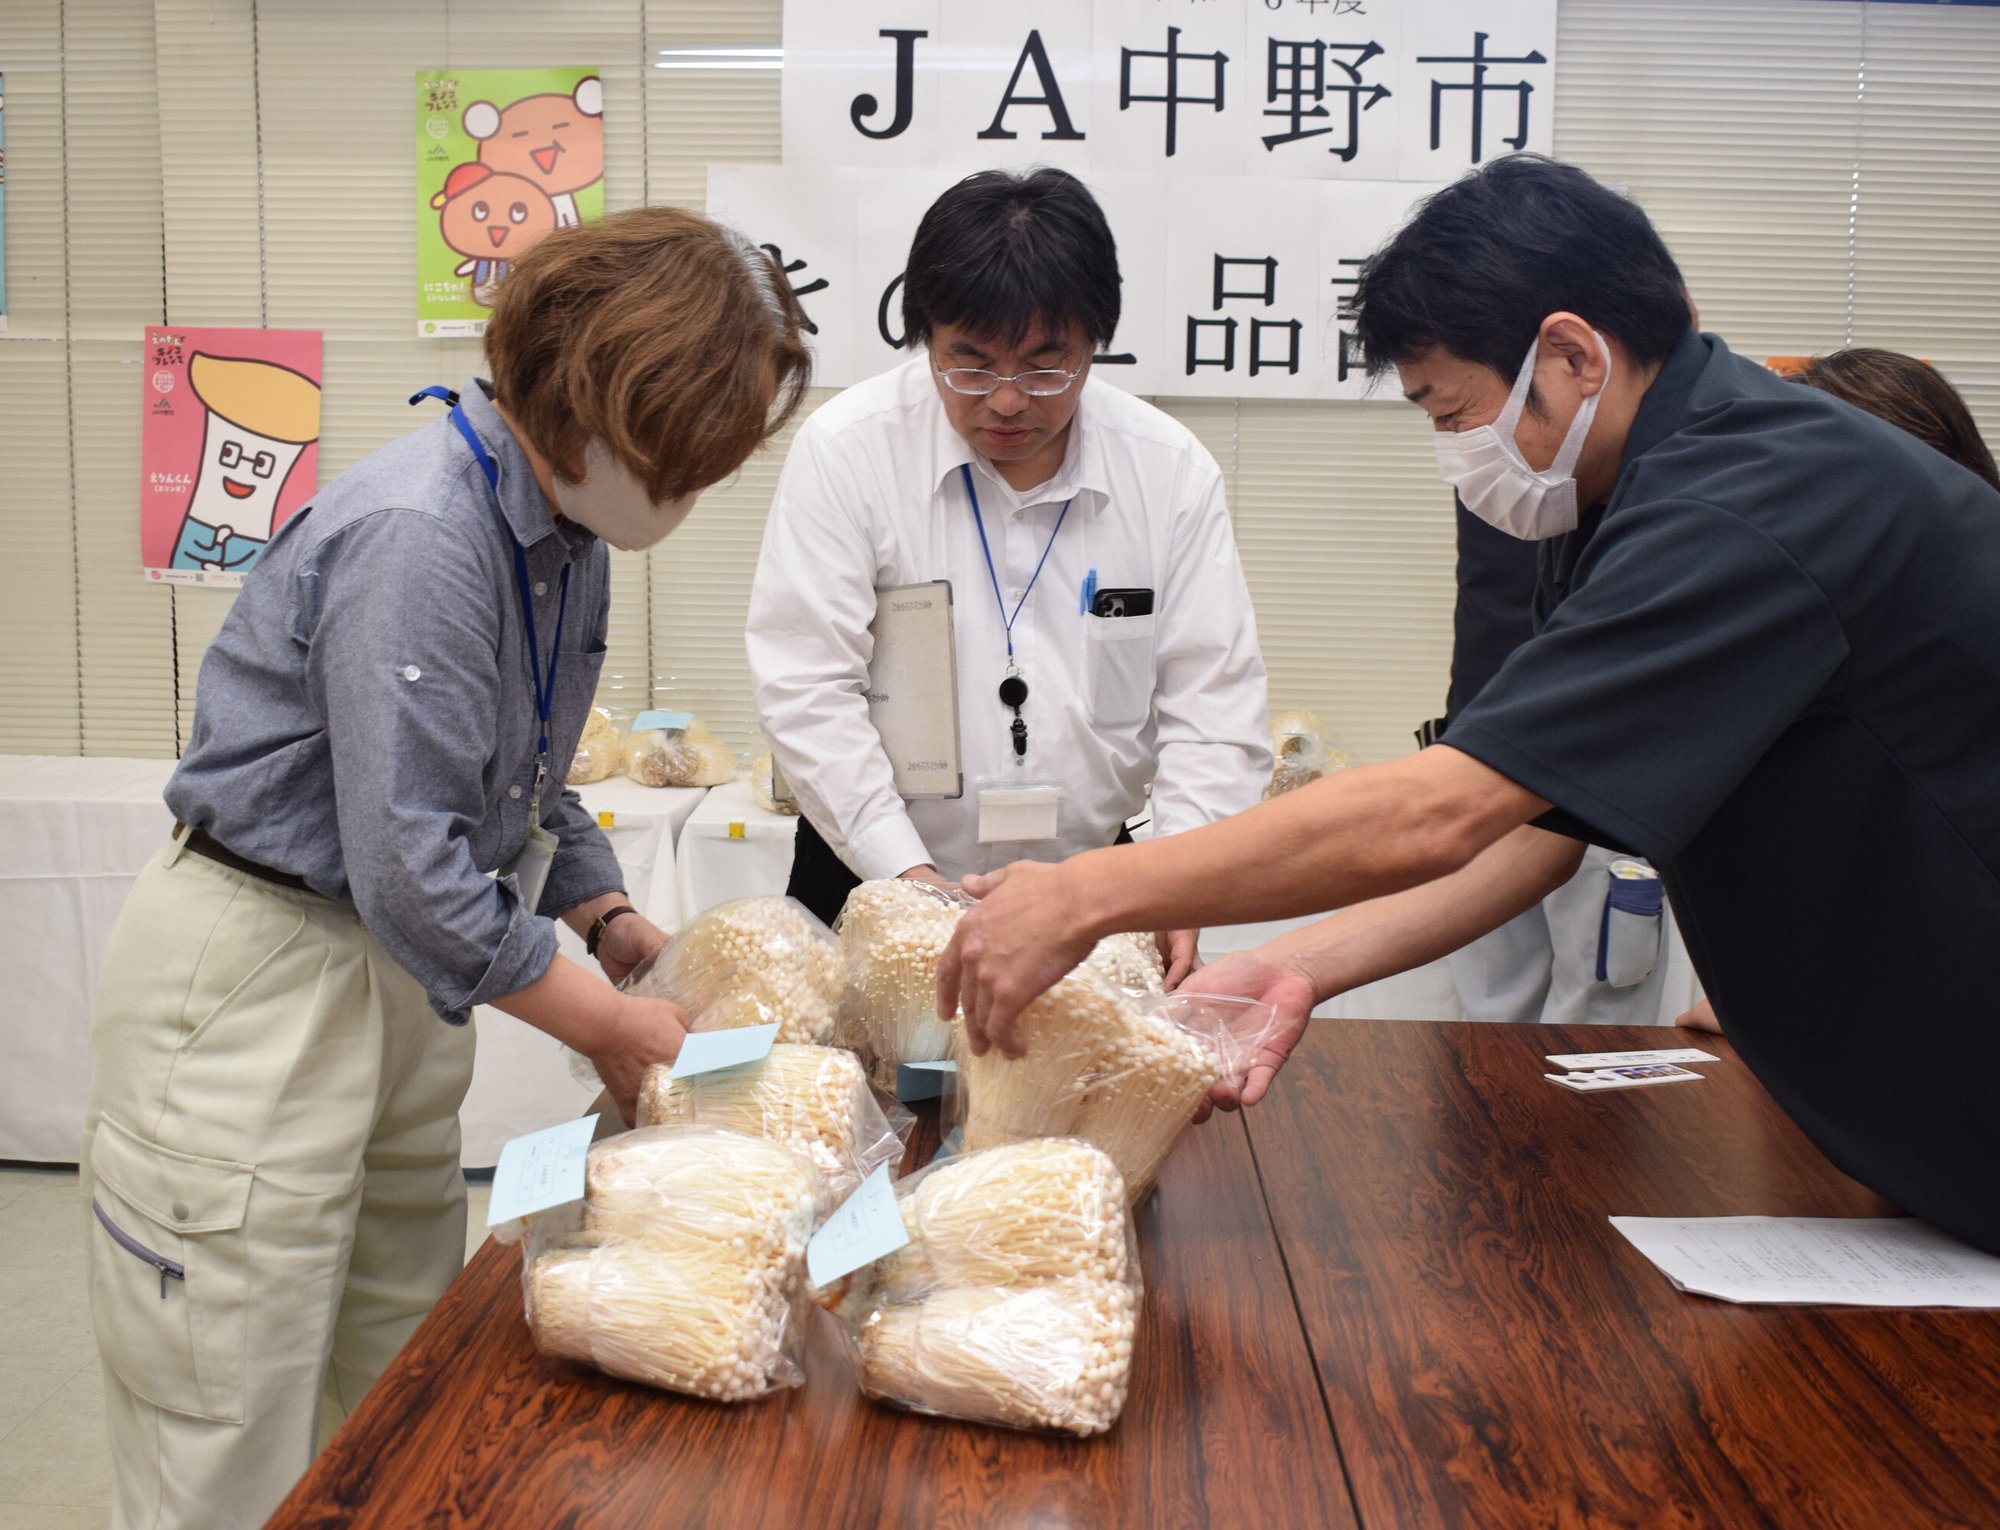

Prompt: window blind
xmin=0 ymin=0 xmax=1994 ymax=768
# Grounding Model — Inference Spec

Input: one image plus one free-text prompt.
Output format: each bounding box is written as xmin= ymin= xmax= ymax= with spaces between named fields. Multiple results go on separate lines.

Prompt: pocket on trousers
xmin=88 ymin=1116 xmax=255 ymax=1424
xmin=1086 ymin=612 xmax=1157 ymax=727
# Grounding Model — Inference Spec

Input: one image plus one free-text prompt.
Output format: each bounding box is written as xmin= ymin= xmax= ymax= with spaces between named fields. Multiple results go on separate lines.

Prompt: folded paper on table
xmin=1610 ymin=1215 xmax=2000 ymax=1307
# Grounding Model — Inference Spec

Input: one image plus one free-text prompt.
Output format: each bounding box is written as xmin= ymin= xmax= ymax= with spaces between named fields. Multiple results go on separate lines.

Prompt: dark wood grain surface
xmin=1248 ymin=1020 xmax=2000 ymax=1530
xmin=271 ymin=1100 xmax=1353 ymax=1530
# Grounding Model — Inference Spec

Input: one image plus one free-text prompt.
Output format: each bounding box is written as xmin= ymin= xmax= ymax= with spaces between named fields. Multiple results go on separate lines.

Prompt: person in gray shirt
xmin=83 ymin=207 xmax=811 ymax=1530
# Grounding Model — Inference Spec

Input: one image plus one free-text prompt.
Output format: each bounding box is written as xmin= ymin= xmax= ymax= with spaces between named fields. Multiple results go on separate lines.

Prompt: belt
xmin=174 ymin=824 xmax=316 ymax=895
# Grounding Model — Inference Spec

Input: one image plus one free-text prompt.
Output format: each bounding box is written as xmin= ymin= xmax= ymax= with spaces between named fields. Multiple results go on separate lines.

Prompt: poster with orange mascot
xmin=140 ymin=326 xmax=323 ymax=587
xmin=416 ymin=68 xmax=604 ymax=337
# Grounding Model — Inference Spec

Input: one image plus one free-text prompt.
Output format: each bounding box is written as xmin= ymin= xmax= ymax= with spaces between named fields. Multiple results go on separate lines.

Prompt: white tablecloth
xmin=673 ymin=776 xmax=802 ymax=919
xmin=0 ymin=756 xmax=179 ymax=1162
xmin=0 ymin=756 xmax=704 ymax=1167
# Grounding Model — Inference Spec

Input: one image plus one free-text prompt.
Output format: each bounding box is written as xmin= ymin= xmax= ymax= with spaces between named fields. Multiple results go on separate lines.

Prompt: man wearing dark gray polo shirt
xmin=941 ymin=155 xmax=2000 ymax=1257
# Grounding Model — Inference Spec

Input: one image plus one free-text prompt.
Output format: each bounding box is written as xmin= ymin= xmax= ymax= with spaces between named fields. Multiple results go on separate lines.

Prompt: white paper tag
xmin=977 ymin=783 xmax=1062 ymax=844
xmin=1547 ymin=1048 xmax=1720 ymax=1070
xmin=806 ymin=1163 xmax=909 ymax=1289
xmin=487 ymin=1114 xmax=599 ymax=1227
xmin=669 ymin=1022 xmax=780 ymax=1080
xmin=500 ymin=820 xmax=558 ymax=913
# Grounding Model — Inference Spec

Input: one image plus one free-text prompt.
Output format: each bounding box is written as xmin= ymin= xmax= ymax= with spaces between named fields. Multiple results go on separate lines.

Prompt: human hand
xmin=937 ymin=860 xmax=1097 ymax=1059
xmin=1178 ymin=949 xmax=1319 ymax=1116
xmin=1158 ymin=929 xmax=1202 ymax=990
xmin=594 ymin=911 xmax=668 ymax=987
xmin=1675 ymin=996 xmax=1722 ymax=1035
xmin=584 ymin=995 xmax=688 ymax=1124
xmin=898 ymin=863 xmax=962 ymax=897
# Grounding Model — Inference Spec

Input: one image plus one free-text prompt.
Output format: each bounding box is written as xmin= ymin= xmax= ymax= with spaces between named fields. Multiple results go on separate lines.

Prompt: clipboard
xmin=866 ymin=580 xmax=963 ymax=799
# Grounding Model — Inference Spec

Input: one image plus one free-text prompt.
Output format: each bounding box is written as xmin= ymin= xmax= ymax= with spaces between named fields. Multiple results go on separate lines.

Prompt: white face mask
xmin=1433 ymin=331 xmax=1612 ymax=540
xmin=554 ymin=440 xmax=698 ymax=552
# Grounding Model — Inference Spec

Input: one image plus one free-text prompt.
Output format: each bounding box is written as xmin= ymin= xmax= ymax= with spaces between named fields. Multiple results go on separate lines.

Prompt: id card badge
xmin=976 ymin=779 xmax=1063 ymax=844
xmin=503 ymin=820 xmax=559 ymax=913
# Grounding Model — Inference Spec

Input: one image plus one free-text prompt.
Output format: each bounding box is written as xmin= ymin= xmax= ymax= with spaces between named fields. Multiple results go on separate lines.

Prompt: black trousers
xmin=785 ymin=813 xmax=1138 ymax=928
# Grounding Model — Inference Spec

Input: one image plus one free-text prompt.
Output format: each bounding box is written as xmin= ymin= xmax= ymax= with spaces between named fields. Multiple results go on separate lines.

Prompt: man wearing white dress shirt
xmin=748 ymin=168 xmax=1269 ymax=983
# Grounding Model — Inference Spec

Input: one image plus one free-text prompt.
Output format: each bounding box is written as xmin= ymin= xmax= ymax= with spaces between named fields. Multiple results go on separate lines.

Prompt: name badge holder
xmin=974 ymin=775 xmax=1064 ymax=845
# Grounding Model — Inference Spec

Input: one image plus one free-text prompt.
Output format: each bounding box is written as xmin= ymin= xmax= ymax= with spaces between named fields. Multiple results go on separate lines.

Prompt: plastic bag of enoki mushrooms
xmin=832 ymin=879 xmax=971 ymax=1089
xmin=496 ymin=1124 xmax=828 ymax=1402
xmin=952 ymin=978 xmax=1279 ymax=1206
xmin=568 ymin=706 xmax=624 ymax=785
xmin=635 ymin=1041 xmax=909 ymax=1203
xmin=1263 ymin=708 xmax=1348 ymax=800
xmin=621 ymin=712 xmax=739 ymax=789
xmin=620 ymin=896 xmax=844 ymax=1045
xmin=824 ymin=1138 xmax=1142 ymax=1436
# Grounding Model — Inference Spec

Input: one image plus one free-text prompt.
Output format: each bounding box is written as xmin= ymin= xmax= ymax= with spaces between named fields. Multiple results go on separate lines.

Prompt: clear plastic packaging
xmin=955 ymin=989 xmax=1279 ymax=1205
xmin=621 ymin=712 xmax=739 ymax=789
xmin=833 ymin=1139 xmax=1141 ymax=1436
xmin=568 ymin=706 xmax=624 ymax=786
xmin=635 ymin=1042 xmax=907 ymax=1203
xmin=750 ymin=746 xmax=799 ymax=816
xmin=1264 ymin=708 xmax=1348 ymax=799
xmin=621 ymin=896 xmax=844 ymax=1045
xmin=508 ymin=1125 xmax=827 ymax=1402
xmin=834 ymin=879 xmax=967 ymax=1088
xmin=956 ymin=966 xmax=1134 ymax=1152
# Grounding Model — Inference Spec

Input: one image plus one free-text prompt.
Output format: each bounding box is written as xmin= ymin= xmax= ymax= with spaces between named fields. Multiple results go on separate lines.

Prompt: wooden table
xmin=272 ymin=1022 xmax=2000 ymax=1528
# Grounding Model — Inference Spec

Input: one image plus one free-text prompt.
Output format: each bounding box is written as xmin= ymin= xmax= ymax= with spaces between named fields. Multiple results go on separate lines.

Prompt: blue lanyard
xmin=410 ymin=386 xmax=571 ymax=809
xmin=960 ymin=463 xmax=1071 ymax=665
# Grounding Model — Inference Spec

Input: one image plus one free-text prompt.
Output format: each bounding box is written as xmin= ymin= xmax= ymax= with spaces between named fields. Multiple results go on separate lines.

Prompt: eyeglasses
xmin=932 ymin=361 xmax=1084 ymax=398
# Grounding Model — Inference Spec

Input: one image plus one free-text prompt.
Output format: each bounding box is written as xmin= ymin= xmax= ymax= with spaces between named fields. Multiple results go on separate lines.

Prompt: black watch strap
xmin=585 ymin=904 xmax=640 ymax=959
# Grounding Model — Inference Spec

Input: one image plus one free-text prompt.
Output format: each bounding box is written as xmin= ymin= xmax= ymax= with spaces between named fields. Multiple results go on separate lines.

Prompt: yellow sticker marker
xmin=728 ymin=821 xmax=747 ymax=839
xmin=597 ymin=810 xmax=615 ymax=830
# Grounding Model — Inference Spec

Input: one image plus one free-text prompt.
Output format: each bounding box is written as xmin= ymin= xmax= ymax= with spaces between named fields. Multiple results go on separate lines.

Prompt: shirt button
xmin=402 ymin=665 xmax=421 ymax=682
xmin=171 ymin=1201 xmax=190 ymax=1221
xmin=509 ymin=785 xmax=524 ymax=800
xmin=534 ymin=581 xmax=548 ymax=596
xmin=1008 ymin=588 xmax=1024 ymax=602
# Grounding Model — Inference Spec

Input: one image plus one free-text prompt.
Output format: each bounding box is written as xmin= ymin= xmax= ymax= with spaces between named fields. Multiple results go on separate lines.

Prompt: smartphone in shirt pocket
xmin=1086 ymin=588 xmax=1157 ymax=726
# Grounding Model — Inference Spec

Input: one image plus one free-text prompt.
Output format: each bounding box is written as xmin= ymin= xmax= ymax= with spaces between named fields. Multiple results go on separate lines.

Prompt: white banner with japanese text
xmin=750 ymin=0 xmax=1555 ymax=399
xmin=707 ymin=166 xmax=1434 ymax=399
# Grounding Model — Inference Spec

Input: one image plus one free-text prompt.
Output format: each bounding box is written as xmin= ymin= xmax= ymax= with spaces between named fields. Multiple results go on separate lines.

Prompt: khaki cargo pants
xmin=82 ymin=836 xmax=475 ymax=1529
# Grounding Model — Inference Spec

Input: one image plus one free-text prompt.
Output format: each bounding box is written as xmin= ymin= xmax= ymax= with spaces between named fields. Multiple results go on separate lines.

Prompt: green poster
xmin=415 ymin=68 xmax=604 ymax=338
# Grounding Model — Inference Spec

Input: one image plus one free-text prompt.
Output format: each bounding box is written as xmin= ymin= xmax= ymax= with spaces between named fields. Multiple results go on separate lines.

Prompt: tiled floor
xmin=0 ymin=1165 xmax=492 ymax=1529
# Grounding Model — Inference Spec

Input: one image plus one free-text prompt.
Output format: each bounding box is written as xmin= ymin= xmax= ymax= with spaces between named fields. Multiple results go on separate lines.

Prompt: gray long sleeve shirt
xmin=166 ymin=379 xmax=622 ymax=1022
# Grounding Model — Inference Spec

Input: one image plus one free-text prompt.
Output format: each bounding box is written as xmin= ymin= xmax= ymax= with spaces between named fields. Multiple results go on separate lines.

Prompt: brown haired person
xmin=82 ymin=207 xmax=809 ymax=1529
xmin=1676 ymin=345 xmax=1998 ymax=1036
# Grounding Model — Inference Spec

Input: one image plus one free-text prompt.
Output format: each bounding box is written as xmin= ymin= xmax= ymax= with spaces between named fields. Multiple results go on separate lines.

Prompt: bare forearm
xmin=1260 ymin=826 xmax=1586 ymax=1002
xmin=494 ymin=951 xmax=624 ymax=1053
xmin=1066 ymin=746 xmax=1547 ymax=944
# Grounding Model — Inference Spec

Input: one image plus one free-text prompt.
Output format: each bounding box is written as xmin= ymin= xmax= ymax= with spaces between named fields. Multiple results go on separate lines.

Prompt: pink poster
xmin=141 ymin=325 xmax=323 ymax=588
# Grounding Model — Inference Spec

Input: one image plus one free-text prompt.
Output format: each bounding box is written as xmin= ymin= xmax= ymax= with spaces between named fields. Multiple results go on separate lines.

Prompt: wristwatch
xmin=585 ymin=904 xmax=641 ymax=959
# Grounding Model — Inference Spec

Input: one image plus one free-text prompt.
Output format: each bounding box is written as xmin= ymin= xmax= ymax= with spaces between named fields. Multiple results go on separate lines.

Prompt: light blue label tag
xmin=633 ymin=709 xmax=695 ymax=733
xmin=906 ymin=1060 xmax=957 ymax=1073
xmin=486 ymin=1114 xmax=599 ymax=1227
xmin=807 ymin=1163 xmax=910 ymax=1289
xmin=669 ymin=1022 xmax=780 ymax=1080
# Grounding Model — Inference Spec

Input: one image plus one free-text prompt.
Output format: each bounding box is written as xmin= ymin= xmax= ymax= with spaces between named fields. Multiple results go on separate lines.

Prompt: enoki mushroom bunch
xmin=523 ymin=1126 xmax=825 ymax=1402
xmin=834 ymin=879 xmax=965 ymax=1086
xmin=636 ymin=1043 xmax=902 ymax=1203
xmin=623 ymin=896 xmax=844 ymax=1044
xmin=845 ymin=1140 xmax=1141 ymax=1436
xmin=1082 ymin=930 xmax=1168 ymax=993
xmin=568 ymin=707 xmax=622 ymax=785
xmin=957 ymin=983 xmax=1271 ymax=1205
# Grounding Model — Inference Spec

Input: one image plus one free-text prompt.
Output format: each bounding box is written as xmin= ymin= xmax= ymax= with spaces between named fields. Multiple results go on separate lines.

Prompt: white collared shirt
xmin=747 ymin=356 xmax=1271 ymax=883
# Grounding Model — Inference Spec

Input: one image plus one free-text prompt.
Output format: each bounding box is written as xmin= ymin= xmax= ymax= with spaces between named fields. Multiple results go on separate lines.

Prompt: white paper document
xmin=1611 ymin=1216 xmax=2000 ymax=1307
